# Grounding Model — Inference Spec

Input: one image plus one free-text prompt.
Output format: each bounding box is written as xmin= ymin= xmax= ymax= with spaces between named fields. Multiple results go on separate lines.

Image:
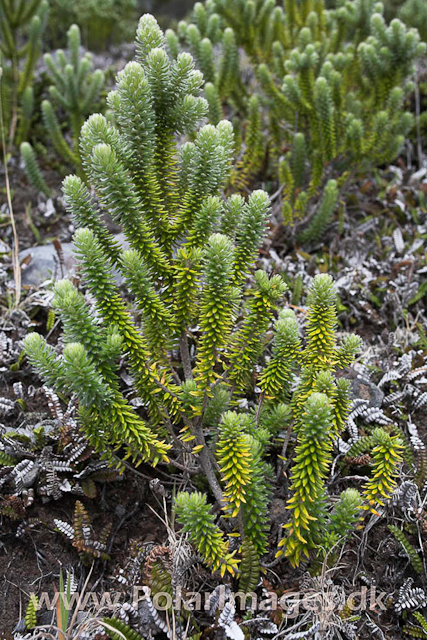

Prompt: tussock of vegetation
xmin=0 ymin=1 xmax=426 ymax=638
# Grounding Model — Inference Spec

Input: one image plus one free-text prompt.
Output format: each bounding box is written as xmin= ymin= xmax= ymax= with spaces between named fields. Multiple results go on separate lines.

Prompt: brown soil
xmin=0 ymin=477 xmax=167 ymax=633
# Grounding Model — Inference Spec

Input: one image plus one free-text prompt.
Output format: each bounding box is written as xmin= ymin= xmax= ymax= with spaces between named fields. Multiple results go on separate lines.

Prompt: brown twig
xmin=179 ymin=331 xmax=193 ymax=381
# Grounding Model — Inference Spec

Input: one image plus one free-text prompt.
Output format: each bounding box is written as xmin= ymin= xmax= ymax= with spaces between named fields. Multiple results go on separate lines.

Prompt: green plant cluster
xmin=171 ymin=0 xmax=425 ymax=243
xmin=22 ymin=13 xmax=406 ymax=583
xmin=20 ymin=22 xmax=105 ymax=192
xmin=0 ymin=0 xmax=49 ymax=148
xmin=404 ymin=611 xmax=427 ymax=639
xmin=47 ymin=0 xmax=137 ymax=50
xmin=399 ymin=0 xmax=427 ymax=42
xmin=0 ymin=0 xmax=108 ymax=202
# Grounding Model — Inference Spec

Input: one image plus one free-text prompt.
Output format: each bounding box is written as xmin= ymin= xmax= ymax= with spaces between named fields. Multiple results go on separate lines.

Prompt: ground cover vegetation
xmin=0 ymin=1 xmax=426 ymax=638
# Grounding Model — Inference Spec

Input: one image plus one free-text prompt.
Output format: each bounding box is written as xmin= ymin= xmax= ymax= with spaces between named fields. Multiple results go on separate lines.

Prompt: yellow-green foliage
xmin=227 ymin=271 xmax=287 ymax=392
xmin=44 ymin=23 xmax=104 ymax=154
xmin=278 ymin=392 xmax=334 ymax=566
xmin=217 ymin=411 xmax=253 ymax=516
xmin=102 ymin=617 xmax=144 ymax=640
xmin=239 ymin=537 xmax=261 ymax=592
xmin=23 ymin=16 xmax=274 ymax=567
xmin=259 ymin=308 xmax=301 ymax=401
xmin=175 ymin=491 xmax=239 ymax=576
xmin=362 ymin=428 xmax=404 ymax=514
xmin=23 ymin=16 xmax=368 ymax=578
xmin=25 ymin=594 xmax=38 ymax=629
xmin=270 ymin=275 xmax=362 ymax=564
xmin=404 ymin=612 xmax=427 ymax=639
xmin=388 ymin=525 xmax=424 ymax=574
xmin=290 ymin=274 xmax=359 ymax=432
xmin=20 ymin=141 xmax=51 ymax=196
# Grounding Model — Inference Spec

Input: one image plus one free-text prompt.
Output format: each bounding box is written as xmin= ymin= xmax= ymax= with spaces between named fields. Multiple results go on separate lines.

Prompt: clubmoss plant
xmin=362 ymin=428 xmax=404 ymax=515
xmin=175 ymin=491 xmax=240 ymax=576
xmin=172 ymin=0 xmax=425 ymax=243
xmin=48 ymin=0 xmax=137 ymax=51
xmin=0 ymin=0 xmax=49 ymax=148
xmin=20 ymin=22 xmax=104 ymax=186
xmin=23 ymin=15 xmax=401 ymax=578
xmin=20 ymin=140 xmax=51 ymax=196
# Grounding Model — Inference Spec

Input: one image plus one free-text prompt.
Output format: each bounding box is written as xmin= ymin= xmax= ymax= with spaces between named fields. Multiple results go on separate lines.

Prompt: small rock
xmin=44 ymin=198 xmax=56 ymax=218
xmin=115 ymin=504 xmax=127 ymax=518
xmin=19 ymin=233 xmax=129 ymax=286
xmin=352 ymin=377 xmax=384 ymax=408
xmin=22 ymin=463 xmax=40 ymax=488
xmin=20 ymin=242 xmax=75 ymax=285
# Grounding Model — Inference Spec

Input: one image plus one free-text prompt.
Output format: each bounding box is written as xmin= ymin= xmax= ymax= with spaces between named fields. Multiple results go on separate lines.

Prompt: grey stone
xmin=20 ymin=242 xmax=76 ymax=285
xmin=115 ymin=504 xmax=127 ymax=517
xmin=22 ymin=462 xmax=40 ymax=488
xmin=20 ymin=233 xmax=128 ymax=286
xmin=352 ymin=377 xmax=384 ymax=408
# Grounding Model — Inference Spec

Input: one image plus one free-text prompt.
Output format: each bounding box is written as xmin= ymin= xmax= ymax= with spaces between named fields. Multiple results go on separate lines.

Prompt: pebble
xmin=19 ymin=233 xmax=128 ymax=286
xmin=351 ymin=377 xmax=384 ymax=408
xmin=19 ymin=242 xmax=76 ymax=286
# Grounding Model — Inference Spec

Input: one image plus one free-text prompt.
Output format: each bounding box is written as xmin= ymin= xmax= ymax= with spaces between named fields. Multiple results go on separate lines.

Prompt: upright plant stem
xmin=8 ymin=52 xmax=19 ymax=152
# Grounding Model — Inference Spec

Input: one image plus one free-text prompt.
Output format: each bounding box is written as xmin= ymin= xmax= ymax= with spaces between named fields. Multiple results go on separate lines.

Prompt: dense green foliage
xmin=47 ymin=0 xmax=137 ymax=50
xmin=172 ymin=0 xmax=425 ymax=243
xmin=20 ymin=9 xmax=408 ymax=584
xmin=20 ymin=23 xmax=104 ymax=183
xmin=0 ymin=0 xmax=49 ymax=147
xmin=399 ymin=0 xmax=427 ymax=42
